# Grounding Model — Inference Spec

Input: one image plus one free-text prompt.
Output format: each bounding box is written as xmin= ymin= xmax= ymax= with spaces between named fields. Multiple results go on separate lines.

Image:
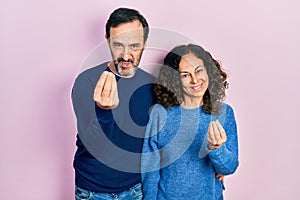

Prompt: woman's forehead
xmin=179 ymin=53 xmax=204 ymax=69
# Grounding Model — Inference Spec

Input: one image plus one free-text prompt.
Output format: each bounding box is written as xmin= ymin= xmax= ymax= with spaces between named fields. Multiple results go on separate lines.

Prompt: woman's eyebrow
xmin=179 ymin=71 xmax=189 ymax=74
xmin=195 ymin=65 xmax=204 ymax=70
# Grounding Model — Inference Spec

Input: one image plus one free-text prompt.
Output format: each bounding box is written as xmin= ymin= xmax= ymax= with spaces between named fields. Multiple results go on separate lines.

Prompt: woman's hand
xmin=216 ymin=173 xmax=225 ymax=183
xmin=207 ymin=120 xmax=227 ymax=150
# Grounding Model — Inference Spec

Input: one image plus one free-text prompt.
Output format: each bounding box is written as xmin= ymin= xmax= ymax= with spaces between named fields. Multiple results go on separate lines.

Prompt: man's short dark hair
xmin=105 ymin=7 xmax=149 ymax=42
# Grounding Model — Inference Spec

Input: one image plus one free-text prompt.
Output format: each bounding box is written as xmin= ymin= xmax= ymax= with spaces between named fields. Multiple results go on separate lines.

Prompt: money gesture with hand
xmin=93 ymin=71 xmax=119 ymax=110
xmin=207 ymin=120 xmax=227 ymax=150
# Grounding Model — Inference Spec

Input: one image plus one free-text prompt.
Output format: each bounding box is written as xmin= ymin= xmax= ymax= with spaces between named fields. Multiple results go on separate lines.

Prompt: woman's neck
xmin=180 ymin=97 xmax=203 ymax=109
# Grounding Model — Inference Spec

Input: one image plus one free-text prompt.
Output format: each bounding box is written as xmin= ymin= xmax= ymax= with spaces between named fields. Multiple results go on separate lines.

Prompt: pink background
xmin=1 ymin=0 xmax=300 ymax=199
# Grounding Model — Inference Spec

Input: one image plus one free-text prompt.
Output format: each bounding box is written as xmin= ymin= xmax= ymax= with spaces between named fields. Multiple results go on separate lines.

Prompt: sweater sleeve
xmin=208 ymin=105 xmax=239 ymax=175
xmin=71 ymin=73 xmax=114 ymax=151
xmin=141 ymin=105 xmax=166 ymax=200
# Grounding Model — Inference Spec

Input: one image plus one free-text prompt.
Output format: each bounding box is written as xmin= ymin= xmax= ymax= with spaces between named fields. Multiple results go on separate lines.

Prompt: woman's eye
xmin=196 ymin=68 xmax=203 ymax=73
xmin=180 ymin=74 xmax=189 ymax=78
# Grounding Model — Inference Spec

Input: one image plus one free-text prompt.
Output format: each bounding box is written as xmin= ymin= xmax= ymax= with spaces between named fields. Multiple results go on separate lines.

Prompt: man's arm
xmin=71 ymin=72 xmax=116 ymax=152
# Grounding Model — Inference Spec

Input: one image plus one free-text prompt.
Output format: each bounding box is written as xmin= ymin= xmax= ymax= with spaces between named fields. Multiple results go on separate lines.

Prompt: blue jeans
xmin=75 ymin=183 xmax=143 ymax=200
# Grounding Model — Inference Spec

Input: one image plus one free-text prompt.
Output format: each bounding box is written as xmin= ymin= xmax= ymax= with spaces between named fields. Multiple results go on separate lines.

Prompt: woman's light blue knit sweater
xmin=142 ymin=103 xmax=239 ymax=200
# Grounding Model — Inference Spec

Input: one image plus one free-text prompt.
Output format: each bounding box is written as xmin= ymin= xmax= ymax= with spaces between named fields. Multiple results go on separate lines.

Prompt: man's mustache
xmin=117 ymin=58 xmax=134 ymax=63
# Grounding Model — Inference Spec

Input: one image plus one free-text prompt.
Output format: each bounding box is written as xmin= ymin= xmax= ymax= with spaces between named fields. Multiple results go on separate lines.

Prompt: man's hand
xmin=207 ymin=120 xmax=227 ymax=150
xmin=93 ymin=71 xmax=119 ymax=110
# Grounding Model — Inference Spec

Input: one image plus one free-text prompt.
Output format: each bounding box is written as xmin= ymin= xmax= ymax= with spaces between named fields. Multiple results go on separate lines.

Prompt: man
xmin=71 ymin=8 xmax=154 ymax=200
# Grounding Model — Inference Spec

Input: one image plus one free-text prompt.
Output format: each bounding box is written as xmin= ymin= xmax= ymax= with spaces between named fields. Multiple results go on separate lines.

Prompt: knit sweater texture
xmin=141 ymin=103 xmax=239 ymax=200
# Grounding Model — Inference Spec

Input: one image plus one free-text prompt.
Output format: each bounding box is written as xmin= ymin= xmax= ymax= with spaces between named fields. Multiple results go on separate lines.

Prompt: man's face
xmin=108 ymin=20 xmax=145 ymax=77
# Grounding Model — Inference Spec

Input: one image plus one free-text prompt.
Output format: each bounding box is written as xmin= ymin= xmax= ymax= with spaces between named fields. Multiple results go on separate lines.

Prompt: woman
xmin=141 ymin=44 xmax=239 ymax=200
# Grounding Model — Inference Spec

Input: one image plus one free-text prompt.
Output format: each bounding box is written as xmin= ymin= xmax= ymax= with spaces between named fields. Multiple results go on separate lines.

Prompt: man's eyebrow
xmin=112 ymin=41 xmax=123 ymax=45
xmin=130 ymin=43 xmax=141 ymax=46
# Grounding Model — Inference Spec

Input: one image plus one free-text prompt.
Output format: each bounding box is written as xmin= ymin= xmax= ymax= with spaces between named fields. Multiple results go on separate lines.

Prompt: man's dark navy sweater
xmin=71 ymin=62 xmax=155 ymax=193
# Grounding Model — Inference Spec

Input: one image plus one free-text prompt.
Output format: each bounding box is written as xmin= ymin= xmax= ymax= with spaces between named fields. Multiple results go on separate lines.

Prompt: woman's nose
xmin=190 ymin=73 xmax=198 ymax=84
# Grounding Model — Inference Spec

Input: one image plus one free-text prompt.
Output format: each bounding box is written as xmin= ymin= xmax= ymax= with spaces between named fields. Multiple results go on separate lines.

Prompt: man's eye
xmin=130 ymin=44 xmax=140 ymax=49
xmin=113 ymin=43 xmax=122 ymax=48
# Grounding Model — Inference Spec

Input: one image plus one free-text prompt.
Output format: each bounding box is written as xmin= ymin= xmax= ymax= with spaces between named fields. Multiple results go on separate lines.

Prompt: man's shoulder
xmin=73 ymin=63 xmax=109 ymax=87
xmin=78 ymin=62 xmax=108 ymax=78
xmin=135 ymin=68 xmax=156 ymax=81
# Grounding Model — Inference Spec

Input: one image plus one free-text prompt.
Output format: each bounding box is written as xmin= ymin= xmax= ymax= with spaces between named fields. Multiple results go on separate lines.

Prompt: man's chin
xmin=117 ymin=66 xmax=138 ymax=77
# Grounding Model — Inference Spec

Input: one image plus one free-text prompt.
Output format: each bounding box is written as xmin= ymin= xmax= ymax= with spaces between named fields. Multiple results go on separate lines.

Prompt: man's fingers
xmin=102 ymin=72 xmax=114 ymax=98
xmin=111 ymin=75 xmax=119 ymax=105
xmin=94 ymin=71 xmax=109 ymax=101
xmin=110 ymin=74 xmax=117 ymax=97
xmin=93 ymin=71 xmax=119 ymax=109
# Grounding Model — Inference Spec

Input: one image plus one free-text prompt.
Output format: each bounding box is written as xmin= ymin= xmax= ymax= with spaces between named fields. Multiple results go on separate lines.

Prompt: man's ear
xmin=105 ymin=35 xmax=110 ymax=45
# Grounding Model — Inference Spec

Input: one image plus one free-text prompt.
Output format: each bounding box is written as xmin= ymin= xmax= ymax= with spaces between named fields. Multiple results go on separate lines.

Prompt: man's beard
xmin=114 ymin=57 xmax=139 ymax=77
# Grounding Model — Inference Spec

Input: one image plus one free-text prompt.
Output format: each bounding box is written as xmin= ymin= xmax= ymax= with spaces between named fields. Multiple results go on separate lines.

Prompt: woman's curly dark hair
xmin=154 ymin=44 xmax=228 ymax=114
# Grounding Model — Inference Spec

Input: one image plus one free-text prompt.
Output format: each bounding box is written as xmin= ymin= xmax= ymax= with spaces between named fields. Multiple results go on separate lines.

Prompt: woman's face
xmin=178 ymin=53 xmax=209 ymax=104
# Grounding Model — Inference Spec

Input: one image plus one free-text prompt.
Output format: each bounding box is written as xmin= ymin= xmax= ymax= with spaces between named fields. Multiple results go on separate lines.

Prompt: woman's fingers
xmin=216 ymin=120 xmax=227 ymax=142
xmin=207 ymin=120 xmax=227 ymax=150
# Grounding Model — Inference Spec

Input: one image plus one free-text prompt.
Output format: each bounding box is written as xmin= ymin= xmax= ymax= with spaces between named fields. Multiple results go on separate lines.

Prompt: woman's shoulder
xmin=150 ymin=103 xmax=165 ymax=112
xmin=218 ymin=102 xmax=235 ymax=113
xmin=216 ymin=102 xmax=236 ymax=125
xmin=148 ymin=104 xmax=167 ymax=118
xmin=149 ymin=104 xmax=181 ymax=118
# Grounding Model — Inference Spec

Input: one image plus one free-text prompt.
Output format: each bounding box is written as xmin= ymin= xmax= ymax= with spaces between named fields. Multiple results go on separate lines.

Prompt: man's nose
xmin=121 ymin=46 xmax=130 ymax=60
